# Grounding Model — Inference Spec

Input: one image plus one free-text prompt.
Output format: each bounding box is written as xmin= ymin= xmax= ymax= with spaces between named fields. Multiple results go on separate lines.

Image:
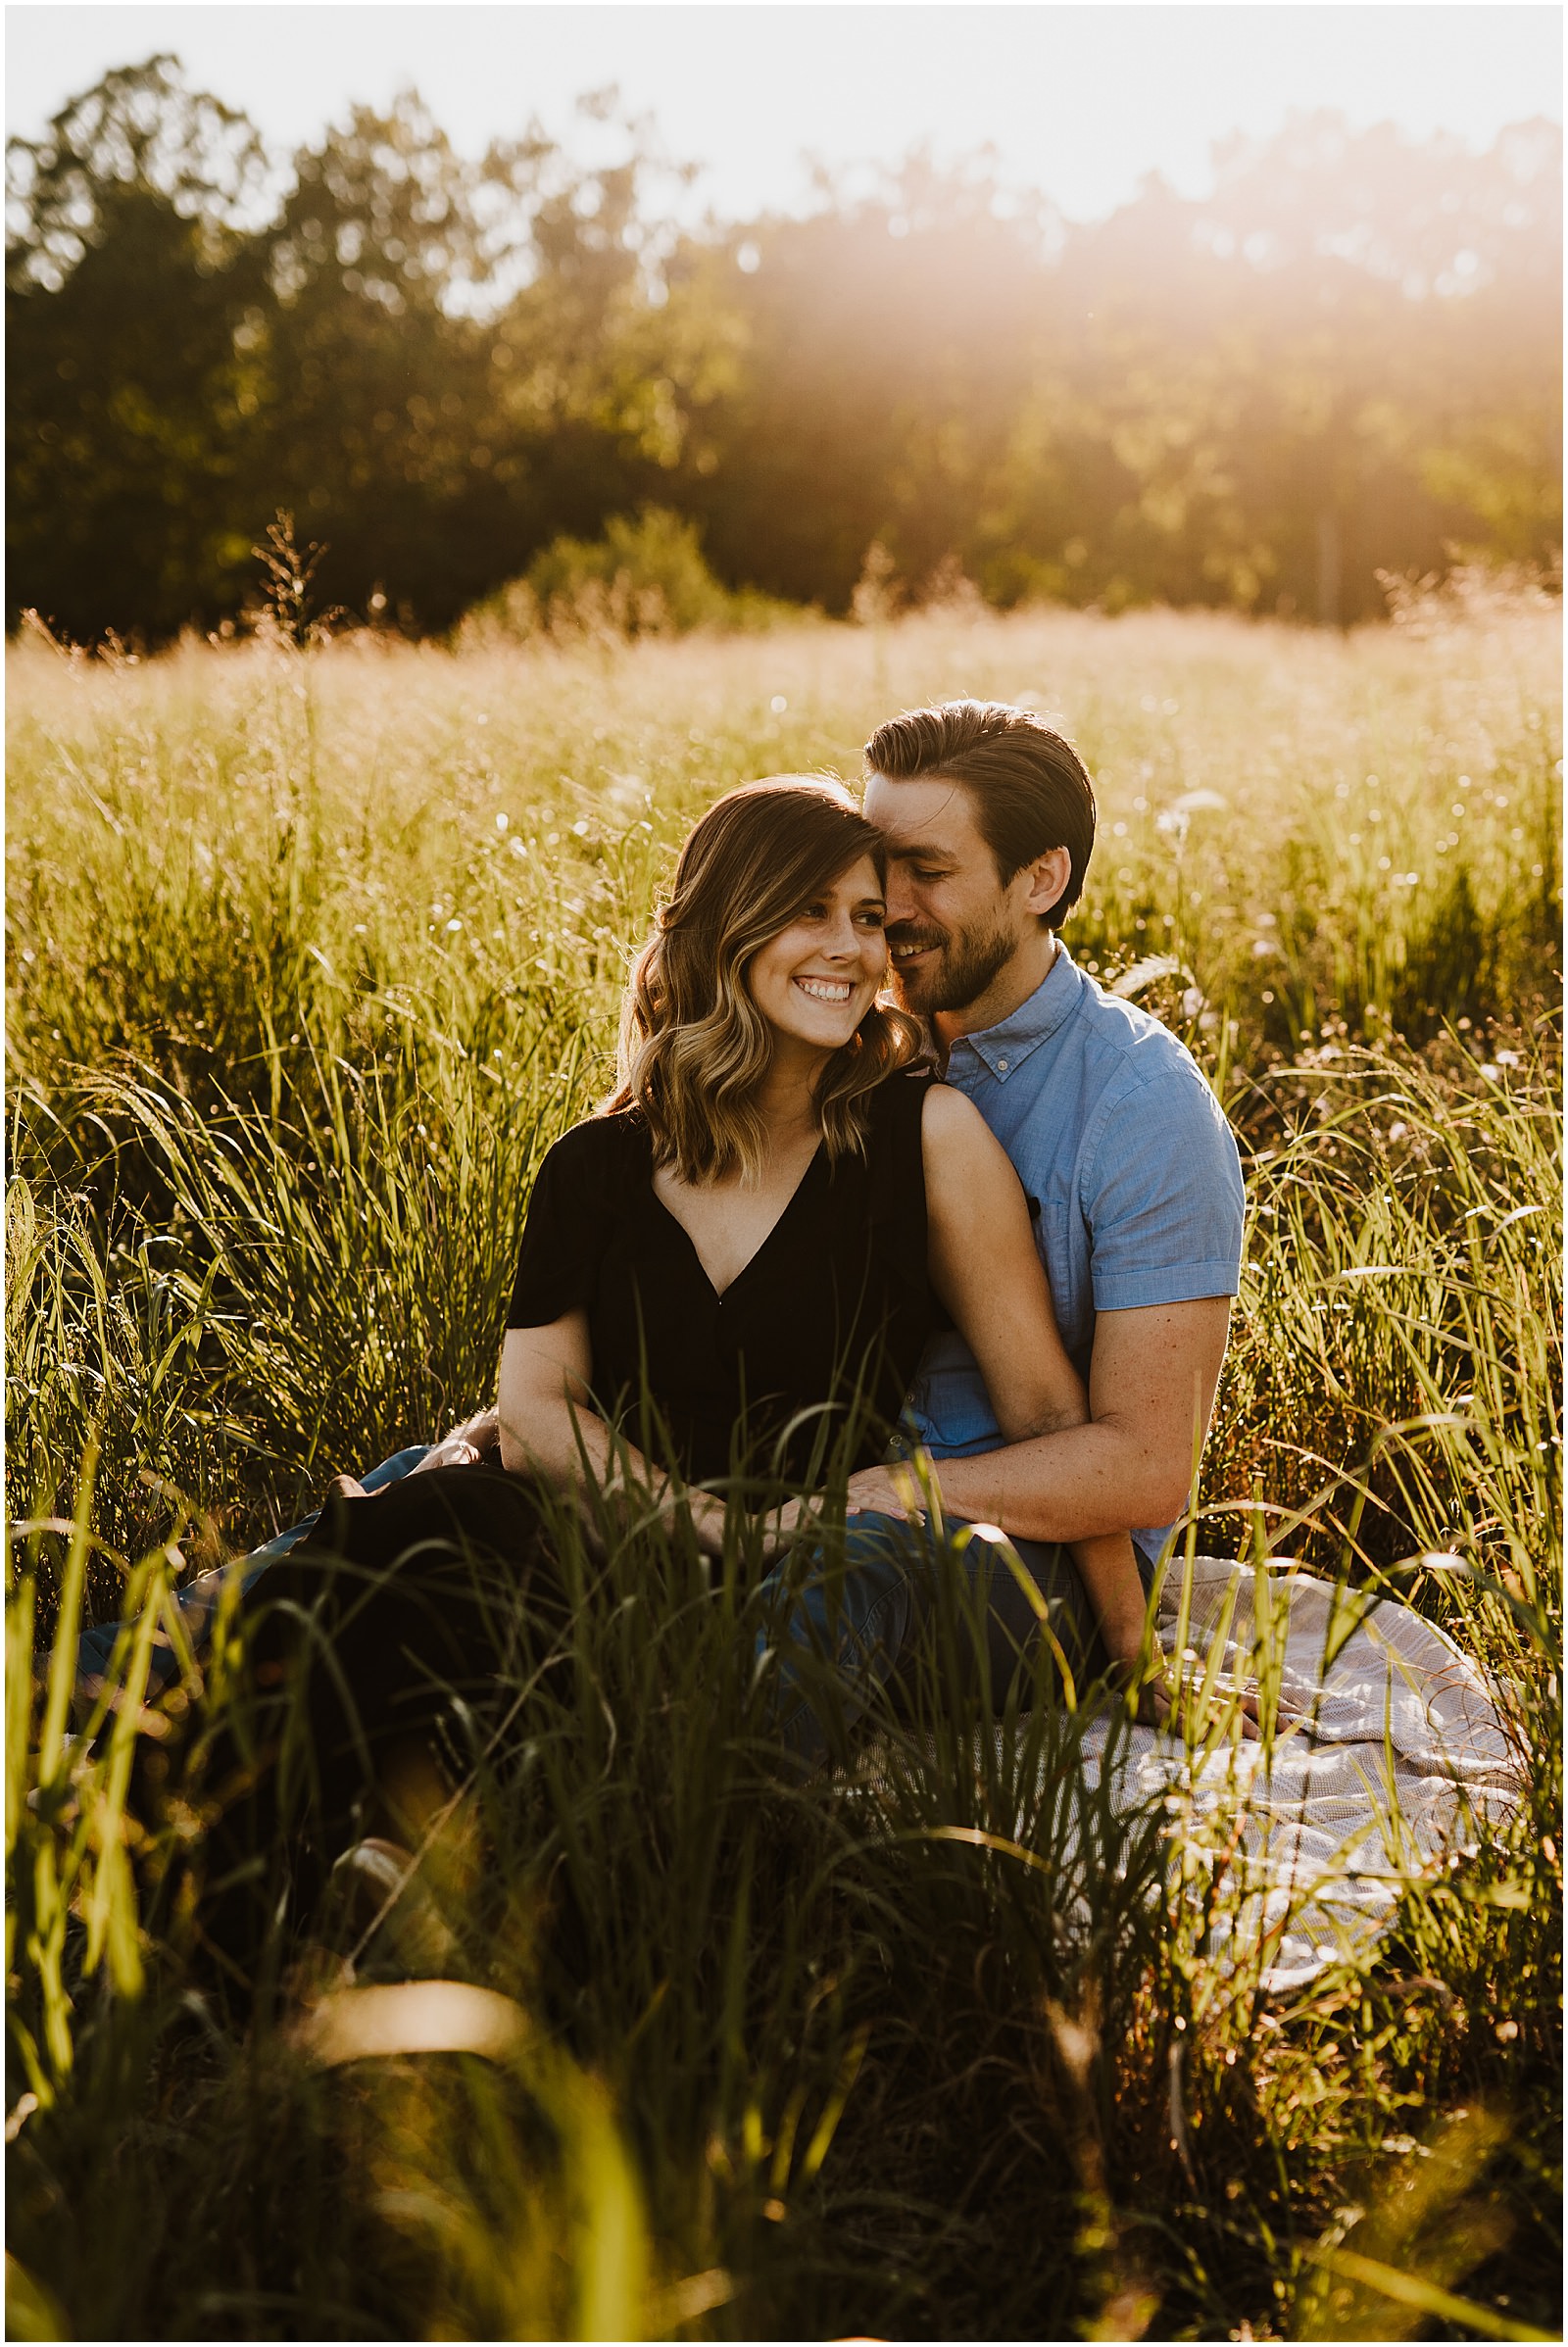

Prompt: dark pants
xmin=119 ymin=1470 xmax=1146 ymax=1965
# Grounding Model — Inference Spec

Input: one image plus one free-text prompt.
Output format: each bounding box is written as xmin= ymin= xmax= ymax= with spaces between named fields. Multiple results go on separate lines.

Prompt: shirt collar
xmin=944 ymin=940 xmax=1086 ymax=1084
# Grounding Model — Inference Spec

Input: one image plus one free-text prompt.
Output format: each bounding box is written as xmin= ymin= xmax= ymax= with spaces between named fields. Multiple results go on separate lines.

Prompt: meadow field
xmin=6 ymin=596 xmax=1562 ymax=2341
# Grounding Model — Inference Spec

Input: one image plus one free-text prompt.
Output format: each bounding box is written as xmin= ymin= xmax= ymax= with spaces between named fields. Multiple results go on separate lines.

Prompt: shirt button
xmin=997 ymin=1058 xmax=1009 ymax=1073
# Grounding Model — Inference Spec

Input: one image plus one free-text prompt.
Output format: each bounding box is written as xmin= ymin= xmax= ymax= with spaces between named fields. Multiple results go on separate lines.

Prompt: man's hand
xmin=1110 ymin=1635 xmax=1277 ymax=1741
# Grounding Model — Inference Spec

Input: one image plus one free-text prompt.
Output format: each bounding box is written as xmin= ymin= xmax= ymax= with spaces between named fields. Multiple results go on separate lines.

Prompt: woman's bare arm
xmin=498 ymin=1317 xmax=728 ymax=1554
xmin=916 ymin=1084 xmax=1152 ymax=1670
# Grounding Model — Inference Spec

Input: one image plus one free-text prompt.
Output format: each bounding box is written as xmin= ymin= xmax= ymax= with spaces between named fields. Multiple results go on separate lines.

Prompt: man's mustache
xmin=886 ymin=923 xmax=945 ymax=954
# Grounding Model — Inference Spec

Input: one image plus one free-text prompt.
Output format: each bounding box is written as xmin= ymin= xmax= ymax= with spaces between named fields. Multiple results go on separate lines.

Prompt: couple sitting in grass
xmin=87 ymin=698 xmax=1256 ymax=1922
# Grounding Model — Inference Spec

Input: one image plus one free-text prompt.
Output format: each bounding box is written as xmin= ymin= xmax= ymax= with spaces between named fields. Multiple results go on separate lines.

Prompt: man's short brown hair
xmin=863 ymin=699 xmax=1097 ymax=922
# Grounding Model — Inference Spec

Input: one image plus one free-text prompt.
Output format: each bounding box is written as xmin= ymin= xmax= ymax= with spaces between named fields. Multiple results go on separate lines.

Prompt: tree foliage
xmin=6 ymin=59 xmax=1560 ymax=639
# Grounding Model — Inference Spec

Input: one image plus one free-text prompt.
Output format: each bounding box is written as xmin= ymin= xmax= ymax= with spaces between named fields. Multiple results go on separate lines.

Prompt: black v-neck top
xmin=508 ymin=1070 xmax=937 ymax=1489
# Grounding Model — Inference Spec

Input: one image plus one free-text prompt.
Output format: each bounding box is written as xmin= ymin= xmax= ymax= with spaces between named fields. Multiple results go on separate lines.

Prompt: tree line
xmin=7 ymin=57 xmax=1561 ymax=642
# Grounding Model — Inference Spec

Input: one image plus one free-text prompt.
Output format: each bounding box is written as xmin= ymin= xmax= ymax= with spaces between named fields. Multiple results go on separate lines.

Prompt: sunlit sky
xmin=7 ymin=4 xmax=1561 ymax=223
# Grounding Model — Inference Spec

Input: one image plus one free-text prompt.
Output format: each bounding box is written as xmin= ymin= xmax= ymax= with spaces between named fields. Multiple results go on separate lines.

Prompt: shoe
xmin=321 ymin=1835 xmax=460 ymax=1978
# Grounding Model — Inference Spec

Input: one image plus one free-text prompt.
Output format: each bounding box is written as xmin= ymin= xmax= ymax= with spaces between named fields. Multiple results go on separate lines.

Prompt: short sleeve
xmin=507 ymin=1123 xmax=615 ymax=1329
xmin=1083 ymin=1064 xmax=1246 ymax=1312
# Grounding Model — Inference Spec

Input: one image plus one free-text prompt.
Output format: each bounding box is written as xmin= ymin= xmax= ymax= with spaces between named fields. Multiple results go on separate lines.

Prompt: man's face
xmin=862 ymin=771 xmax=1037 ymax=1017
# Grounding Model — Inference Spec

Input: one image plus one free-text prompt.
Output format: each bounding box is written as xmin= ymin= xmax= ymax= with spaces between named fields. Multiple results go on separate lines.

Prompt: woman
xmin=109 ymin=781 xmax=1159 ymax=1927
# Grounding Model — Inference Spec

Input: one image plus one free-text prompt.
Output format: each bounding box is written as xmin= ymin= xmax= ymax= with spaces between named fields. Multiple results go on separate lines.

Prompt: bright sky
xmin=6 ymin=3 xmax=1561 ymax=223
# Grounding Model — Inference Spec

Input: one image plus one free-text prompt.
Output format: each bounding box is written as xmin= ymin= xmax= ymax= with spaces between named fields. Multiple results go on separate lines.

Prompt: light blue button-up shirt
xmin=908 ymin=940 xmax=1246 ymax=1562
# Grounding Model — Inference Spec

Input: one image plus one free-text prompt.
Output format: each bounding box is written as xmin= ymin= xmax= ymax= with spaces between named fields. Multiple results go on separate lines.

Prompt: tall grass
xmin=6 ymin=602 xmax=1561 ymax=2340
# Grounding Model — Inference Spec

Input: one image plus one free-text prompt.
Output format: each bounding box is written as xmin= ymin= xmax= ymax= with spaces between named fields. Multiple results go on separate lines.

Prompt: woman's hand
xmin=753 ymin=1473 xmax=927 ymax=1564
xmin=410 ymin=1409 xmax=501 ymax=1475
xmin=754 ymin=1495 xmax=807 ymax=1562
xmin=684 ymin=1491 xmax=732 ymax=1558
xmin=842 ymin=1462 xmax=928 ymax=1525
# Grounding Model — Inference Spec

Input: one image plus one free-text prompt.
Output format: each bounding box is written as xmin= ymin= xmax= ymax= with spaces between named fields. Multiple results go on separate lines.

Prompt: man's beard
xmin=888 ymin=914 xmax=1018 ymax=1016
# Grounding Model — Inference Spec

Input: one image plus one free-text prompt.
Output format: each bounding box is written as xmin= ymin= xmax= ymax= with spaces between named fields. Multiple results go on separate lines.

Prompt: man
xmin=746 ymin=694 xmax=1249 ymax=1765
xmin=752 ymin=699 xmax=1248 ymax=1767
xmin=849 ymin=698 xmax=1246 ymax=1586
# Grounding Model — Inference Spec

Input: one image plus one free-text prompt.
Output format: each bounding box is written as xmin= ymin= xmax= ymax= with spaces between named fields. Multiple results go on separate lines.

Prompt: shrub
xmin=460 ymin=506 xmax=789 ymax=644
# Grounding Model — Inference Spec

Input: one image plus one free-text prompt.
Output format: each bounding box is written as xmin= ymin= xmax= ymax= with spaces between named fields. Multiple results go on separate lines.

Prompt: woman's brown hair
xmin=609 ymin=777 xmax=923 ymax=1184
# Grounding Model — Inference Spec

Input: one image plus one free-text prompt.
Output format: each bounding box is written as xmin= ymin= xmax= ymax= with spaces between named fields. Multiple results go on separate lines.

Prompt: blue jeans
xmin=757 ymin=1511 xmax=1141 ymax=1773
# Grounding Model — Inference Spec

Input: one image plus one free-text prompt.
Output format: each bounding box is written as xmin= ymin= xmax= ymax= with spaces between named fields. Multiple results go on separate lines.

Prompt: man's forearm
xmin=851 ymin=1297 xmax=1230 ymax=1549
xmin=918 ymin=1416 xmax=1192 ymax=1546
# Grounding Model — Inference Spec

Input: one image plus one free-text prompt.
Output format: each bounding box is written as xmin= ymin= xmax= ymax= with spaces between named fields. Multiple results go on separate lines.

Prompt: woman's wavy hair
xmin=608 ymin=777 xmax=923 ymax=1184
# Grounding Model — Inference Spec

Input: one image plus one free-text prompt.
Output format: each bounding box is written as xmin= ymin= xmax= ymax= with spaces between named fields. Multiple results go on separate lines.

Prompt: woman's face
xmin=747 ymin=854 xmax=888 ymax=1057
